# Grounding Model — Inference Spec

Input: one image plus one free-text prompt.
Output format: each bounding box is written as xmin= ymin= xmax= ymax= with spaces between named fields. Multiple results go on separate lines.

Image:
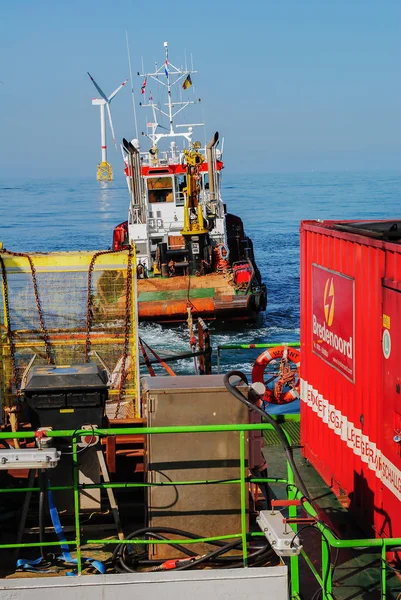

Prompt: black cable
xmin=38 ymin=469 xmax=47 ymax=560
xmin=250 ymin=467 xmax=271 ymax=509
xmin=223 ymin=370 xmax=311 ymax=500
xmin=290 ymin=523 xmax=336 ymax=599
xmin=141 ymin=532 xmax=197 ymax=559
xmin=112 ymin=527 xmax=275 ymax=573
xmin=330 ymin=547 xmax=340 ymax=590
xmin=310 ymin=588 xmax=323 ymax=600
xmin=224 ymin=370 xmax=345 ymax=597
xmin=210 ymin=543 xmax=276 ymax=570
xmin=112 ymin=527 xmax=201 ymax=573
xmin=176 ymin=541 xmax=275 ymax=571
xmin=289 ymin=523 xmax=318 ymax=548
xmin=175 ymin=539 xmax=244 ymax=571
xmin=381 ymin=558 xmax=401 ymax=573
xmin=62 ymin=425 xmax=96 ymax=455
xmin=285 ymin=483 xmax=340 ymax=542
xmin=31 ymin=470 xmax=54 ymax=571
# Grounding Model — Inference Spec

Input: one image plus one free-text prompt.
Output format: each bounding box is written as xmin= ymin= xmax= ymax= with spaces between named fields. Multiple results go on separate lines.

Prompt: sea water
xmin=1 ymin=171 xmax=400 ymax=398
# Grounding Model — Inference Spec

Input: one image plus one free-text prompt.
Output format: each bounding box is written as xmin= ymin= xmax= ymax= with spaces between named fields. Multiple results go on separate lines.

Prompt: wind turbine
xmin=88 ymin=72 xmax=128 ymax=181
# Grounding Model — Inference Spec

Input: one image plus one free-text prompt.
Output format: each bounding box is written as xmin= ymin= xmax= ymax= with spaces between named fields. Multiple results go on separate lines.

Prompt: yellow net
xmin=0 ymin=248 xmax=139 ymax=420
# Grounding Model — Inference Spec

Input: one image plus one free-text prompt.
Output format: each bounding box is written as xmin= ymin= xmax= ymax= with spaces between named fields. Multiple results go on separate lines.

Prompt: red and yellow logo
xmin=323 ymin=277 xmax=335 ymax=327
xmin=312 ymin=265 xmax=354 ymax=381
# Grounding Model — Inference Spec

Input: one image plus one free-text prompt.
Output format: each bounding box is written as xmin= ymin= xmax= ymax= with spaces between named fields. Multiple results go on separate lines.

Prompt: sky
xmin=0 ymin=0 xmax=400 ymax=177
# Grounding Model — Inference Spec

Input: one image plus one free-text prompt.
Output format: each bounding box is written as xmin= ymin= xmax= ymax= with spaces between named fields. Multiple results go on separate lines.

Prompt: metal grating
xmin=263 ymin=421 xmax=300 ymax=447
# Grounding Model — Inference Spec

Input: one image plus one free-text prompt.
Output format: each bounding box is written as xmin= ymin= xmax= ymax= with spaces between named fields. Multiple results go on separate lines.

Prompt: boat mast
xmin=139 ymin=42 xmax=202 ymax=147
xmin=165 ymin=42 xmax=174 ymax=134
xmin=125 ymin=30 xmax=139 ymax=141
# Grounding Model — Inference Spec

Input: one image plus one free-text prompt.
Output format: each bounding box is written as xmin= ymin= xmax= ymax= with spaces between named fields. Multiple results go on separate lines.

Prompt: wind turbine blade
xmin=106 ymin=103 xmax=117 ymax=149
xmin=108 ymin=78 xmax=128 ymax=101
xmin=87 ymin=72 xmax=108 ymax=102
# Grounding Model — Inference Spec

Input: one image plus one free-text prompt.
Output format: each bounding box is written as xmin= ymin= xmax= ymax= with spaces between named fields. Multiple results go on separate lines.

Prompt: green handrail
xmin=218 ymin=342 xmax=301 ymax=350
xmin=0 ymin=423 xmax=286 ymax=439
xmin=239 ymin=430 xmax=248 ymax=567
xmin=0 ymin=422 xmax=398 ymax=598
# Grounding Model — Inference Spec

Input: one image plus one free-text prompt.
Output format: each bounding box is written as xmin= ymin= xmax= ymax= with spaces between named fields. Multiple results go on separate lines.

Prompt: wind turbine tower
xmin=88 ymin=72 xmax=128 ymax=182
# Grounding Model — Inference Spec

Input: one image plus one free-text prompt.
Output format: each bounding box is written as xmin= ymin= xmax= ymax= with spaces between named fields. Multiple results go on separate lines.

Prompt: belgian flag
xmin=182 ymin=74 xmax=192 ymax=90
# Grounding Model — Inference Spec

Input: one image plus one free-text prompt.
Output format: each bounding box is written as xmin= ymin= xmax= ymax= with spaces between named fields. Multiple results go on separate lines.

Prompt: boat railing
xmin=138 ymin=151 xmax=186 ymax=167
xmin=0 ymin=421 xmax=398 ymax=596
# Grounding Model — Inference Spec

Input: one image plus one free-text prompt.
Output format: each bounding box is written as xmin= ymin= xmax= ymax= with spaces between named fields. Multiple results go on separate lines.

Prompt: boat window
xmin=175 ymin=175 xmax=186 ymax=207
xmin=147 ymin=177 xmax=173 ymax=203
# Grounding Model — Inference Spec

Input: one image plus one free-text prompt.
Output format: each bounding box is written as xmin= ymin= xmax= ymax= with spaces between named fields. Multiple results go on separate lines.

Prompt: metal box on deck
xmin=142 ymin=375 xmax=252 ymax=559
xmin=300 ymin=220 xmax=401 ymax=537
xmin=0 ymin=567 xmax=288 ymax=599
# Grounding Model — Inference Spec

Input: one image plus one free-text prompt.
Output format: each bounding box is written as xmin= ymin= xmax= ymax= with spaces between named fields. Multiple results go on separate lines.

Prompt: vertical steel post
xmin=381 ymin=541 xmax=387 ymax=599
xmin=197 ymin=319 xmax=205 ymax=375
xmin=321 ymin=533 xmax=331 ymax=599
xmin=283 ymin=428 xmax=300 ymax=598
xmin=239 ymin=430 xmax=248 ymax=567
xmin=204 ymin=326 xmax=212 ymax=374
xmin=72 ymin=436 xmax=82 ymax=574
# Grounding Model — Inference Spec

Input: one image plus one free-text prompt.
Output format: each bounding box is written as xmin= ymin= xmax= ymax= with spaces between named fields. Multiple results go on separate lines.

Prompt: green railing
xmin=216 ymin=341 xmax=300 ymax=373
xmin=0 ymin=424 xmax=399 ymax=598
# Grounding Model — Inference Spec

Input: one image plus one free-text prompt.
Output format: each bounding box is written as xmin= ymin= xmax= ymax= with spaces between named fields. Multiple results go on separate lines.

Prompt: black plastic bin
xmin=24 ymin=363 xmax=108 ymax=430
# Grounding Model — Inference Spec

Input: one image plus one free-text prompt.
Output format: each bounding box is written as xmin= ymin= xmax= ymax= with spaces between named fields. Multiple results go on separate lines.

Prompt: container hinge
xmin=148 ymin=395 xmax=155 ymax=413
xmin=148 ymin=470 xmax=159 ymax=484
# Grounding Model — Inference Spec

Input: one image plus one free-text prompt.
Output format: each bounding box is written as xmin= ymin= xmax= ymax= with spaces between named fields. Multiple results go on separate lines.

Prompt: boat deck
xmin=138 ymin=272 xmax=237 ymax=298
xmin=137 ymin=272 xmax=253 ymax=321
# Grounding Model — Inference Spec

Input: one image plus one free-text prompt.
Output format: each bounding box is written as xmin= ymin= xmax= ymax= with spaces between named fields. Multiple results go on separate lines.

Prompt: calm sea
xmin=1 ymin=171 xmax=400 ymax=393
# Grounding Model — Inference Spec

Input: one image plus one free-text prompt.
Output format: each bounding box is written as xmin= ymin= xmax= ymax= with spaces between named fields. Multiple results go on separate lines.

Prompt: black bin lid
xmin=24 ymin=363 xmax=108 ymax=393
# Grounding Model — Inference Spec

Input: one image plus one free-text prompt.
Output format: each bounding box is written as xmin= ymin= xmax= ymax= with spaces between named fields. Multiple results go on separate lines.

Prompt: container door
xmin=380 ymin=284 xmax=401 ymax=537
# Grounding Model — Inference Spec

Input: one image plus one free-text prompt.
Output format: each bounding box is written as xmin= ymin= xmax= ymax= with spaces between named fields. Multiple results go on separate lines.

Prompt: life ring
xmin=252 ymin=345 xmax=300 ymax=404
xmin=216 ymin=243 xmax=229 ymax=261
xmin=214 ymin=243 xmax=230 ymax=271
xmin=136 ymin=263 xmax=146 ymax=279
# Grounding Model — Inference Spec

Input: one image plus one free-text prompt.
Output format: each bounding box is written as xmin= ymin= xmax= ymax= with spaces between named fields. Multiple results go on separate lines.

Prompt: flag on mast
xmin=182 ymin=74 xmax=192 ymax=90
xmin=141 ymin=77 xmax=147 ymax=94
xmin=164 ymin=59 xmax=169 ymax=79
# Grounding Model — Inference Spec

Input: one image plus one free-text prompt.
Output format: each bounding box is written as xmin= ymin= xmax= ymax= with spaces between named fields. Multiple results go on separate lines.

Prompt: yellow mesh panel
xmin=0 ymin=249 xmax=139 ymax=420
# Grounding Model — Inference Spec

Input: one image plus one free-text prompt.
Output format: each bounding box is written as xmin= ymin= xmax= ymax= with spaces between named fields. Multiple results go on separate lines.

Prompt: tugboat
xmin=113 ymin=42 xmax=266 ymax=323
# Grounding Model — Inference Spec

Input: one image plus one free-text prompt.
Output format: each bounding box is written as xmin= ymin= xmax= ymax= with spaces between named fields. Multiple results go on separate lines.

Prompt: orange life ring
xmin=252 ymin=345 xmax=301 ymax=404
xmin=214 ymin=243 xmax=230 ymax=271
xmin=216 ymin=243 xmax=229 ymax=260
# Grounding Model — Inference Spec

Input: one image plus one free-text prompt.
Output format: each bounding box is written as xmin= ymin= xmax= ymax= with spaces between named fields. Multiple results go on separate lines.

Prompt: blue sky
xmin=0 ymin=0 xmax=400 ymax=177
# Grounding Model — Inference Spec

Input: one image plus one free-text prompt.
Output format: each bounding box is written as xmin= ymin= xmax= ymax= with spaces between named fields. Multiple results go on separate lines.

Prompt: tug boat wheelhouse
xmin=113 ymin=42 xmax=266 ymax=323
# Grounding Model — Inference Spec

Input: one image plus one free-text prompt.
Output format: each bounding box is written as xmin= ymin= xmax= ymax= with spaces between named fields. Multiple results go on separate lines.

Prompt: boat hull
xmin=137 ymin=273 xmax=266 ymax=323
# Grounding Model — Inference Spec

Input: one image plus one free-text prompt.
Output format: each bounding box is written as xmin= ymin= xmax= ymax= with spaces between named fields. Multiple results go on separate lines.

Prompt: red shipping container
xmin=300 ymin=219 xmax=401 ymax=538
